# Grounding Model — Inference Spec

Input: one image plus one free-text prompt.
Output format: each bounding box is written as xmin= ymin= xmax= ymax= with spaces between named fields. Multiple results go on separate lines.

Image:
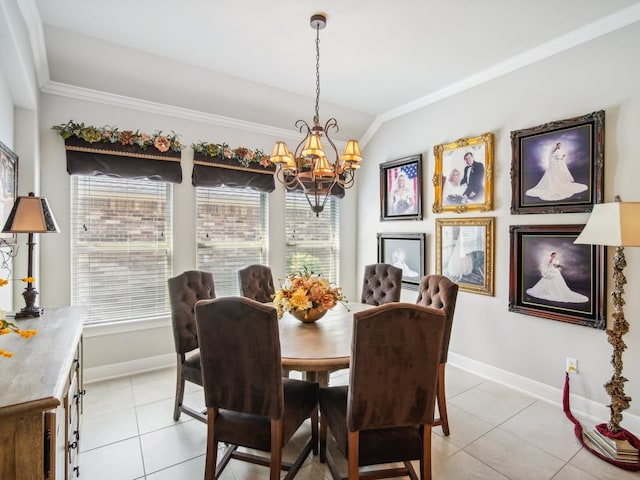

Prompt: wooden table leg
xmin=303 ymin=371 xmax=329 ymax=388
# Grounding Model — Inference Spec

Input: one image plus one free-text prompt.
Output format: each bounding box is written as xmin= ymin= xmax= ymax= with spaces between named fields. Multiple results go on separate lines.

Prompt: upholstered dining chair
xmin=415 ymin=274 xmax=459 ymax=436
xmin=360 ymin=263 xmax=403 ymax=306
xmin=195 ymin=296 xmax=319 ymax=480
xmin=167 ymin=270 xmax=216 ymax=423
xmin=319 ymin=302 xmax=445 ymax=480
xmin=238 ymin=264 xmax=276 ymax=303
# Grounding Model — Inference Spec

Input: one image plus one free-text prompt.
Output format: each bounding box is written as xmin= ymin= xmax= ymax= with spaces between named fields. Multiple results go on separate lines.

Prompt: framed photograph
xmin=508 ymin=224 xmax=605 ymax=328
xmin=0 ymin=141 xmax=18 ymax=243
xmin=377 ymin=232 xmax=425 ymax=290
xmin=432 ymin=132 xmax=494 ymax=214
xmin=436 ymin=217 xmax=494 ymax=296
xmin=380 ymin=154 xmax=422 ymax=221
xmin=510 ymin=110 xmax=604 ymax=214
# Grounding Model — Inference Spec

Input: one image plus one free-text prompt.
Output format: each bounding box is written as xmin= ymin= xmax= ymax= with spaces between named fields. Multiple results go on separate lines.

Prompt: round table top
xmin=279 ymin=302 xmax=373 ymax=372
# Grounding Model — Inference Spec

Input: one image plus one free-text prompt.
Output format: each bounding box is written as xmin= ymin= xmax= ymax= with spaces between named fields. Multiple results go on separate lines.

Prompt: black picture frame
xmin=510 ymin=110 xmax=604 ymax=214
xmin=508 ymin=224 xmax=605 ymax=328
xmin=0 ymin=141 xmax=18 ymax=243
xmin=380 ymin=154 xmax=422 ymax=221
xmin=377 ymin=232 xmax=425 ymax=290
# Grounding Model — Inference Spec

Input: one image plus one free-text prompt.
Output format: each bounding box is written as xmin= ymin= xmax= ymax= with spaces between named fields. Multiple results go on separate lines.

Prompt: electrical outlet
xmin=566 ymin=357 xmax=578 ymax=373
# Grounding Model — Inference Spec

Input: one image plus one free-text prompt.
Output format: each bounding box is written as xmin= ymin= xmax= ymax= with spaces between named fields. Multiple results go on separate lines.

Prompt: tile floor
xmin=80 ymin=365 xmax=640 ymax=479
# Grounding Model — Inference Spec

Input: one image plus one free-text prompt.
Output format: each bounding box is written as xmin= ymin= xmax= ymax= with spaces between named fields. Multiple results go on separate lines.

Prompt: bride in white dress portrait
xmin=526 ymin=251 xmax=588 ymax=303
xmin=525 ymin=142 xmax=588 ymax=201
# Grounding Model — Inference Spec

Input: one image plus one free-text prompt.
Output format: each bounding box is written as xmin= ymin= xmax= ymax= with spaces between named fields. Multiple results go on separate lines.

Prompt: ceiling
xmin=30 ymin=0 xmax=640 ymax=142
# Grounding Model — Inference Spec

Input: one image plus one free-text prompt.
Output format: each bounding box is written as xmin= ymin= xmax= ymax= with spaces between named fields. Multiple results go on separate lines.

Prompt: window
xmin=285 ymin=191 xmax=340 ymax=283
xmin=196 ymin=187 xmax=269 ymax=296
xmin=71 ymin=176 xmax=173 ymax=324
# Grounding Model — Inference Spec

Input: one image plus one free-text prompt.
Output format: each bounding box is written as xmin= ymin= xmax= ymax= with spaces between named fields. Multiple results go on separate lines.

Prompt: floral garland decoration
xmin=0 ymin=277 xmax=38 ymax=358
xmin=192 ymin=141 xmax=273 ymax=168
xmin=52 ymin=120 xmax=184 ymax=153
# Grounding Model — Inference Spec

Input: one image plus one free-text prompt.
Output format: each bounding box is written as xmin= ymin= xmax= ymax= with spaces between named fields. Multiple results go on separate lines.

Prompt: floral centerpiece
xmin=273 ymin=268 xmax=347 ymax=323
xmin=0 ymin=278 xmax=37 ymax=358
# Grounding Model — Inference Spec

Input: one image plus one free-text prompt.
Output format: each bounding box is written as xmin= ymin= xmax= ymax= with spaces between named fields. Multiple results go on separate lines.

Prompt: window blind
xmin=285 ymin=191 xmax=340 ymax=284
xmin=70 ymin=176 xmax=173 ymax=324
xmin=196 ymin=186 xmax=269 ymax=296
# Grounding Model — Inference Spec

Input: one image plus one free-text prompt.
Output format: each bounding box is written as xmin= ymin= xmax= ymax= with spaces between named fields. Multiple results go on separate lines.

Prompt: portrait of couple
xmin=433 ymin=132 xmax=493 ymax=214
xmin=442 ymin=149 xmax=485 ymax=206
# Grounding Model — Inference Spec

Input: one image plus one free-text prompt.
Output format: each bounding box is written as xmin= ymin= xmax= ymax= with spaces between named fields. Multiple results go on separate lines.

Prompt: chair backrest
xmin=347 ymin=303 xmax=445 ymax=432
xmin=238 ymin=264 xmax=276 ymax=303
xmin=415 ymin=274 xmax=459 ymax=363
xmin=195 ymin=296 xmax=284 ymax=419
xmin=168 ymin=270 xmax=216 ymax=354
xmin=360 ymin=263 xmax=403 ymax=306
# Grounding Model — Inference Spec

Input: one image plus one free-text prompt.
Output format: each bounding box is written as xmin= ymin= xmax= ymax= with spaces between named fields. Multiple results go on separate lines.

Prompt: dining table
xmin=278 ymin=302 xmax=374 ymax=387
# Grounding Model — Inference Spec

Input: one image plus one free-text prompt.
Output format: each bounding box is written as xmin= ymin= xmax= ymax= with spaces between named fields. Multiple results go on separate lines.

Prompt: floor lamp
xmin=574 ymin=197 xmax=640 ymax=452
xmin=1 ymin=192 xmax=60 ymax=318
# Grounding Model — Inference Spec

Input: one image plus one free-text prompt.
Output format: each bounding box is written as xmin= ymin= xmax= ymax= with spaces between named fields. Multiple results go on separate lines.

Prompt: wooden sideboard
xmin=0 ymin=306 xmax=85 ymax=480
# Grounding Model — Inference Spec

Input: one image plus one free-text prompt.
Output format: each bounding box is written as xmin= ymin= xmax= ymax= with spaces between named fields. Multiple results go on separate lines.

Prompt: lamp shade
xmin=2 ymin=192 xmax=60 ymax=234
xmin=341 ymin=139 xmax=362 ymax=164
xmin=270 ymin=141 xmax=291 ymax=165
xmin=301 ymin=134 xmax=325 ymax=158
xmin=574 ymin=201 xmax=640 ymax=247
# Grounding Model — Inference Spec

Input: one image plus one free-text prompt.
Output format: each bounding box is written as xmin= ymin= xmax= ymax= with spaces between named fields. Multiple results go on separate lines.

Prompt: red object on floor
xmin=563 ymin=372 xmax=640 ymax=471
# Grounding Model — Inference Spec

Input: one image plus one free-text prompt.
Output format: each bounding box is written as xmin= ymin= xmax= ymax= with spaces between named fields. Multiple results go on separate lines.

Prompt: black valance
xmin=65 ymin=137 xmax=183 ymax=183
xmin=192 ymin=153 xmax=276 ymax=192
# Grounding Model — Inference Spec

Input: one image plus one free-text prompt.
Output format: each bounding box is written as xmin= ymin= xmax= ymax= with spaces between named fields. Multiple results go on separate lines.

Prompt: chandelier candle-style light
xmin=271 ymin=14 xmax=362 ymax=216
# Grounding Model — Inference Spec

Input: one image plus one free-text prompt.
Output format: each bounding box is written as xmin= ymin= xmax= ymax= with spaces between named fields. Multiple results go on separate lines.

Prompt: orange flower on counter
xmin=0 ymin=279 xmax=37 ymax=357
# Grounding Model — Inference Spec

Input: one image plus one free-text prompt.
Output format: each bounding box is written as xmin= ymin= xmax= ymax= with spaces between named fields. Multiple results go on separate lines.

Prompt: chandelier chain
xmin=271 ymin=13 xmax=361 ymax=216
xmin=314 ymin=24 xmax=321 ymax=122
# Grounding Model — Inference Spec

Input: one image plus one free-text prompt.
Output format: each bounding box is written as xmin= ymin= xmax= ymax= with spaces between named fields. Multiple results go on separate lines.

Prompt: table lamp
xmin=574 ymin=196 xmax=640 ymax=461
xmin=1 ymin=192 xmax=60 ymax=318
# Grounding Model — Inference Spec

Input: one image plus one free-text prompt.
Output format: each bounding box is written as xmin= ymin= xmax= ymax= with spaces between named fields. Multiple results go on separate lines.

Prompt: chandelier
xmin=270 ymin=14 xmax=362 ymax=216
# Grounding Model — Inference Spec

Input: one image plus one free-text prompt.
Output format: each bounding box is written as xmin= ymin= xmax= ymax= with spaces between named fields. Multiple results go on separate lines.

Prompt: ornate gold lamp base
xmin=605 ymin=245 xmax=631 ymax=433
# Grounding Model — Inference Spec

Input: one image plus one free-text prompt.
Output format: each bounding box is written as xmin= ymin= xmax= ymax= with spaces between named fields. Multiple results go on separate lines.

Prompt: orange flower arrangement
xmin=0 ymin=278 xmax=38 ymax=358
xmin=272 ymin=268 xmax=346 ymax=320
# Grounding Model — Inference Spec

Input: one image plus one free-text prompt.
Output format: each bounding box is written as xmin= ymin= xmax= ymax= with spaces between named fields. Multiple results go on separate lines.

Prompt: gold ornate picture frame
xmin=436 ymin=216 xmax=495 ymax=296
xmin=432 ymin=132 xmax=494 ymax=214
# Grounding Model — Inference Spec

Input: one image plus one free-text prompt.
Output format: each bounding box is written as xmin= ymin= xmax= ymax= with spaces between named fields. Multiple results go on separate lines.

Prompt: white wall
xmin=6 ymin=0 xmax=640 ymax=430
xmin=358 ymin=22 xmax=640 ymax=426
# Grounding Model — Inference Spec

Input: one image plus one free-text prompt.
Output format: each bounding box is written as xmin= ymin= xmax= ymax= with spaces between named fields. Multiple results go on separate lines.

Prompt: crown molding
xmin=360 ymin=4 xmax=640 ymax=147
xmin=16 ymin=0 xmax=50 ymax=89
xmin=42 ymin=81 xmax=304 ymax=141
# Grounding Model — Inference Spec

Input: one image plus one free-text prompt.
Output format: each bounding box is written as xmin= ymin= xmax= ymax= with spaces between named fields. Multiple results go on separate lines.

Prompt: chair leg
xmin=311 ymin=406 xmax=319 ymax=455
xmin=270 ymin=419 xmax=284 ymax=480
xmin=347 ymin=431 xmax=359 ymax=480
xmin=174 ymin=356 xmax=186 ymax=421
xmin=421 ymin=424 xmax=432 ymax=480
xmin=436 ymin=363 xmax=449 ymax=436
xmin=319 ymin=409 xmax=327 ymax=462
xmin=204 ymin=408 xmax=218 ymax=480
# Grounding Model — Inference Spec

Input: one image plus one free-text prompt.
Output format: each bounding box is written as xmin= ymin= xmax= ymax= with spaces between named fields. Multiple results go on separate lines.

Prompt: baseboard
xmin=84 ymin=353 xmax=175 ymax=384
xmin=448 ymin=352 xmax=640 ymax=434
